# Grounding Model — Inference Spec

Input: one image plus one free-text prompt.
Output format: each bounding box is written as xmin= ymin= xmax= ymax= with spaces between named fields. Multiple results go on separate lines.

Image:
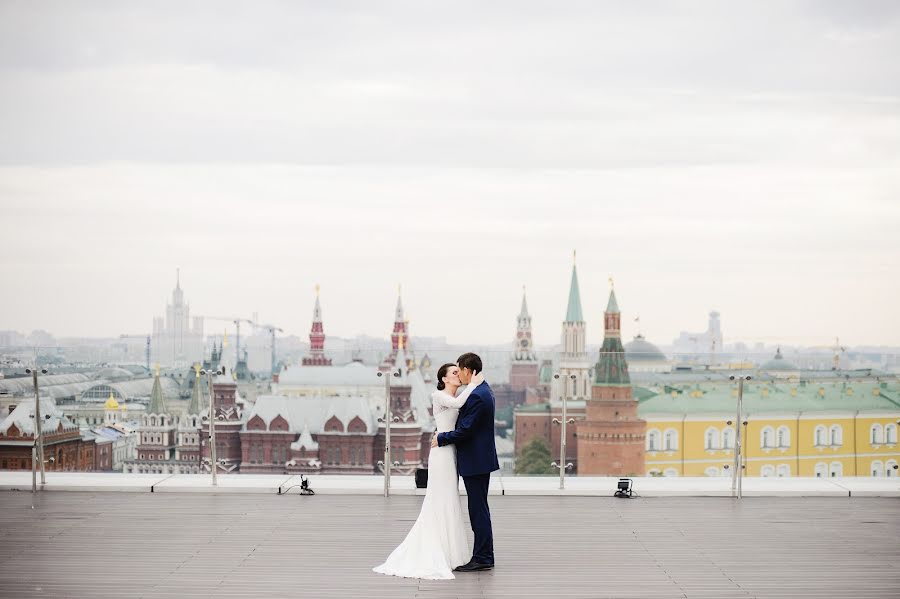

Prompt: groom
xmin=431 ymin=352 xmax=499 ymax=572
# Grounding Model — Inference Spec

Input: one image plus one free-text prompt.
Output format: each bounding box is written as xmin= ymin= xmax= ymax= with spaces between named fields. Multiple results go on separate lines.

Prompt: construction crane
xmin=257 ymin=324 xmax=284 ymax=380
xmin=197 ymin=316 xmax=257 ymax=365
xmin=810 ymin=336 xmax=847 ymax=371
xmin=119 ymin=334 xmax=151 ymax=372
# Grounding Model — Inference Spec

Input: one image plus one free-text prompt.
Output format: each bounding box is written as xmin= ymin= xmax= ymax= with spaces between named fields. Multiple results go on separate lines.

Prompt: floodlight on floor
xmin=614 ymin=478 xmax=634 ymax=498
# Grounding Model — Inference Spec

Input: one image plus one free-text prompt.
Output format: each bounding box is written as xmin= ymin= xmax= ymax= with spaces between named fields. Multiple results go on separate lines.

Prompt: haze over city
xmin=1 ymin=1 xmax=898 ymax=347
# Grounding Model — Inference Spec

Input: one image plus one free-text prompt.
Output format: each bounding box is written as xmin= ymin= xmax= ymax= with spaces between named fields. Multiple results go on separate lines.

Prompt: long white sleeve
xmin=432 ymin=377 xmax=483 ymax=410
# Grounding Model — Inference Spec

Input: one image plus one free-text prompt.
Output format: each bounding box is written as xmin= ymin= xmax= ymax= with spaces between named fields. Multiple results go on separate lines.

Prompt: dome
xmin=104 ymin=392 xmax=120 ymax=410
xmin=760 ymin=347 xmax=798 ymax=371
xmin=624 ymin=335 xmax=667 ymax=362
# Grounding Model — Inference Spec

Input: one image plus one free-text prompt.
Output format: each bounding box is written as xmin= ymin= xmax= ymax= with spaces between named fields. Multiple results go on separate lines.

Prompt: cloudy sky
xmin=1 ymin=1 xmax=898 ymax=349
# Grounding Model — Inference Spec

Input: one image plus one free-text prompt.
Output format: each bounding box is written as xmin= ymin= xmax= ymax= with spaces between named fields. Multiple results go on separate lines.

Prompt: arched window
xmin=664 ymin=429 xmax=678 ymax=451
xmin=646 ymin=429 xmax=661 ymax=451
xmin=664 ymin=468 xmax=678 ymax=477
xmin=814 ymin=426 xmax=827 ymax=447
xmin=885 ymin=424 xmax=898 ymax=445
xmin=722 ymin=428 xmax=735 ymax=449
xmin=761 ymin=427 xmax=775 ymax=449
xmin=814 ymin=462 xmax=827 ymax=478
xmin=777 ymin=426 xmax=790 ymax=448
xmin=761 ymin=465 xmax=775 ymax=477
xmin=829 ymin=462 xmax=843 ymax=478
xmin=887 ymin=460 xmax=898 ymax=477
xmin=705 ymin=428 xmax=718 ymax=450
xmin=704 ymin=467 xmax=720 ymax=477
xmin=776 ymin=464 xmax=790 ymax=478
xmin=829 ymin=425 xmax=843 ymax=447
xmin=150 ymin=416 xmax=157 ymax=427
xmin=871 ymin=460 xmax=884 ymax=477
xmin=871 ymin=424 xmax=884 ymax=445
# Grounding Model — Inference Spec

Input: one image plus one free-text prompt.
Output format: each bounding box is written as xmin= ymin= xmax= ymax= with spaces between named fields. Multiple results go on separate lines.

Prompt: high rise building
xmin=152 ymin=270 xmax=204 ymax=366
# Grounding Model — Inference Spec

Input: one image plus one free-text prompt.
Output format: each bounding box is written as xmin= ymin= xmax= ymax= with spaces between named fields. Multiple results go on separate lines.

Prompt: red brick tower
xmin=199 ymin=366 xmax=243 ymax=473
xmin=375 ymin=338 xmax=422 ymax=475
xmin=576 ymin=284 xmax=646 ymax=475
xmin=510 ymin=287 xmax=540 ymax=391
xmin=302 ymin=285 xmax=332 ymax=366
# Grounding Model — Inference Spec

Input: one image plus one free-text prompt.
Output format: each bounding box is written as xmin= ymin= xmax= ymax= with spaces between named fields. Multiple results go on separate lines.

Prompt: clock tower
xmin=510 ymin=287 xmax=539 ymax=391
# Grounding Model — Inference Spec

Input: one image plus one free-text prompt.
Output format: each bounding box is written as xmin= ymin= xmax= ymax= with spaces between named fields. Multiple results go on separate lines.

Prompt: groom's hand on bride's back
xmin=431 ymin=434 xmax=438 ymax=448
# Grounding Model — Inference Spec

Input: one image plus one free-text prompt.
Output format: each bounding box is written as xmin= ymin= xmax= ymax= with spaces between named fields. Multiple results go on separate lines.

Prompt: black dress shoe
xmin=454 ymin=561 xmax=494 ymax=572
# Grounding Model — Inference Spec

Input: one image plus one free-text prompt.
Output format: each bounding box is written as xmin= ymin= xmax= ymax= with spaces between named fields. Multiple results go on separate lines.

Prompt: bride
xmin=373 ymin=364 xmax=485 ymax=580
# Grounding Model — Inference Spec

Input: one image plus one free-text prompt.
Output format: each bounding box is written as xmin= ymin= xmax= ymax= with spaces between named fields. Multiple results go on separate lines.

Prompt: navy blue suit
xmin=437 ymin=381 xmax=499 ymax=565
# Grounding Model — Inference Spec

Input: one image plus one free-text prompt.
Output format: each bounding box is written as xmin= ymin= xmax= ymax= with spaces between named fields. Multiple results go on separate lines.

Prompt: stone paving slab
xmin=0 ymin=492 xmax=898 ymax=598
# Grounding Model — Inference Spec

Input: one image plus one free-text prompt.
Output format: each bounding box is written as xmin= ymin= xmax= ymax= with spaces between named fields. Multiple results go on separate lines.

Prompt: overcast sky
xmin=1 ymin=1 xmax=898 ymax=349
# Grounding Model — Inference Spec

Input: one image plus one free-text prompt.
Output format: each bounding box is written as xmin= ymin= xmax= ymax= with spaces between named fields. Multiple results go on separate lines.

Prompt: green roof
xmin=637 ymin=381 xmax=900 ymax=416
xmin=565 ymin=264 xmax=584 ymax=322
xmin=147 ymin=372 xmax=168 ymax=415
xmin=606 ymin=289 xmax=619 ymax=313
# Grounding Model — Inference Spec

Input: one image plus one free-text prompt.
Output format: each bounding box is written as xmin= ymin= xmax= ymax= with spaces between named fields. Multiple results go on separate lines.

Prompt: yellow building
xmin=640 ymin=380 xmax=900 ymax=477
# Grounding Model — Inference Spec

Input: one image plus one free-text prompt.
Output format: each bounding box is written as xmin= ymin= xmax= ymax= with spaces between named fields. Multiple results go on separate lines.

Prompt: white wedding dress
xmin=373 ymin=381 xmax=480 ymax=579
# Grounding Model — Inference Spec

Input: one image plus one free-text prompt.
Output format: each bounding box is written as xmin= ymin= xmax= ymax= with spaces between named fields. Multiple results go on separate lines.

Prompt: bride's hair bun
xmin=435 ymin=362 xmax=456 ymax=391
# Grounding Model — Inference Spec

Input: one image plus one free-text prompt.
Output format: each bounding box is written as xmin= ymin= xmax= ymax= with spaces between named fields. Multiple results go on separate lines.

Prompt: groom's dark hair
xmin=457 ymin=352 xmax=482 ymax=374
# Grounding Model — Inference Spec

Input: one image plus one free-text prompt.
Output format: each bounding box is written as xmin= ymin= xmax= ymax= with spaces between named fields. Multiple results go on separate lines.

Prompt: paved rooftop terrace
xmin=1 ymin=490 xmax=898 ymax=598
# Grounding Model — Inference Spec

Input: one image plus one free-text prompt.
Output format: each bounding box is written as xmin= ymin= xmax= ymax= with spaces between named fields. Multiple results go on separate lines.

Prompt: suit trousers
xmin=462 ymin=473 xmax=494 ymax=565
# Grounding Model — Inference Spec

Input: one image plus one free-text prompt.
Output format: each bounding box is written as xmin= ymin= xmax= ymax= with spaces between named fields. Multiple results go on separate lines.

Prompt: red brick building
xmin=0 ymin=398 xmax=96 ymax=471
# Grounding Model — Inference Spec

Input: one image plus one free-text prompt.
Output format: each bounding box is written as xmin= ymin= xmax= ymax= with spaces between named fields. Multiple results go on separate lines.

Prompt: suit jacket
xmin=437 ymin=381 xmax=500 ymax=477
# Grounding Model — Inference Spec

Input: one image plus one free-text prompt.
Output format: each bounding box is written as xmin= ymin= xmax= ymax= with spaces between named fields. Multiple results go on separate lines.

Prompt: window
xmin=250 ymin=443 xmax=263 ymax=464
xmin=722 ymin=428 xmax=735 ymax=449
xmin=664 ymin=429 xmax=678 ymax=451
xmin=646 ymin=429 xmax=661 ymax=451
xmin=761 ymin=427 xmax=775 ymax=449
xmin=777 ymin=426 xmax=790 ymax=448
xmin=885 ymin=424 xmax=898 ymax=445
xmin=272 ymin=445 xmax=285 ymax=465
xmin=704 ymin=467 xmax=719 ymax=477
xmin=776 ymin=464 xmax=790 ymax=478
xmin=829 ymin=462 xmax=843 ymax=478
xmin=829 ymin=425 xmax=842 ymax=447
xmin=871 ymin=460 xmax=884 ymax=477
xmin=887 ymin=460 xmax=898 ymax=478
xmin=705 ymin=428 xmax=718 ymax=450
xmin=761 ymin=465 xmax=775 ymax=477
xmin=814 ymin=426 xmax=827 ymax=447
xmin=663 ymin=468 xmax=678 ymax=477
xmin=814 ymin=463 xmax=827 ymax=478
xmin=871 ymin=424 xmax=884 ymax=445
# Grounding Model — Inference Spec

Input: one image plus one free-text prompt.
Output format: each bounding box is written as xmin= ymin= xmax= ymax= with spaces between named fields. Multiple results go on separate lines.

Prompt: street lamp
xmin=376 ymin=367 xmax=401 ymax=497
xmin=25 ymin=366 xmax=48 ymax=485
xmin=551 ymin=373 xmax=576 ymax=489
xmin=200 ymin=366 xmax=224 ymax=486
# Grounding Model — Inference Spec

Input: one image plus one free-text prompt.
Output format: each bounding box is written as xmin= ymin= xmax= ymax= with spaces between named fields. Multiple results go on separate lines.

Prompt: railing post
xmin=730 ymin=375 xmax=750 ymax=499
xmin=551 ymin=373 xmax=575 ymax=489
xmin=377 ymin=368 xmax=400 ymax=497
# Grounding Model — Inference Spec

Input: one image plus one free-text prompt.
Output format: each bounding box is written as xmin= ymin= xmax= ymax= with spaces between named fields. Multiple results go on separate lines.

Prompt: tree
xmin=514 ymin=436 xmax=555 ymax=475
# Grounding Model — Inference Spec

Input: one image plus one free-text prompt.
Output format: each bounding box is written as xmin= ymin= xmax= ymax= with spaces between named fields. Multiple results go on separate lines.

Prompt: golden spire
xmin=398 ymin=282 xmax=402 ymax=296
xmin=193 ymin=363 xmax=201 ymax=377
xmin=573 ymin=249 xmax=577 ymax=264
xmin=105 ymin=391 xmax=119 ymax=410
xmin=223 ymin=329 xmax=228 ymax=348
xmin=315 ymin=283 xmax=320 ymax=296
xmin=155 ymin=363 xmax=160 ymax=377
xmin=609 ymin=276 xmax=615 ymax=289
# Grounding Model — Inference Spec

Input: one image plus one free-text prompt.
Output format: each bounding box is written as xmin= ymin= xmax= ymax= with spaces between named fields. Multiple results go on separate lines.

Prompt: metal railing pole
xmin=32 ymin=367 xmax=46 ymax=485
xmin=384 ymin=370 xmax=391 ymax=497
xmin=551 ymin=373 xmax=575 ymax=489
xmin=208 ymin=371 xmax=218 ymax=487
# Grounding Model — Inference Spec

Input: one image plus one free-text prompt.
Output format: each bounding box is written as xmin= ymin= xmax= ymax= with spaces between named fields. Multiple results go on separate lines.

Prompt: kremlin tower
xmin=302 ymin=285 xmax=332 ymax=366
xmin=576 ymin=282 xmax=646 ymax=475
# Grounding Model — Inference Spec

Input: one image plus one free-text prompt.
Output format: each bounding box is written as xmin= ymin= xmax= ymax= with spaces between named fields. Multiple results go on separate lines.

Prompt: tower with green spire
xmin=576 ymin=282 xmax=646 ymax=476
xmin=554 ymin=252 xmax=591 ymax=403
